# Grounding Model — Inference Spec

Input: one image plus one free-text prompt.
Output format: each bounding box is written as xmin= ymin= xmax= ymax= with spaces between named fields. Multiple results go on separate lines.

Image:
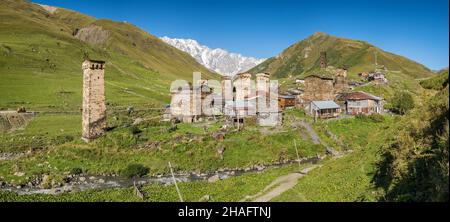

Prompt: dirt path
xmin=297 ymin=120 xmax=321 ymax=145
xmin=241 ymin=165 xmax=321 ymax=202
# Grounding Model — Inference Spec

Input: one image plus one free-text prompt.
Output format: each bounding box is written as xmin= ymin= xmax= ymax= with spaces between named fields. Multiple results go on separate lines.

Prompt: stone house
xmin=300 ymin=75 xmax=335 ymax=104
xmin=368 ymin=72 xmax=388 ymax=84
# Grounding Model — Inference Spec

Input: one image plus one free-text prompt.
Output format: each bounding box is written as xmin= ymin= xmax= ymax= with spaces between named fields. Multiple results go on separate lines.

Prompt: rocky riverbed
xmin=0 ymin=156 xmax=325 ymax=195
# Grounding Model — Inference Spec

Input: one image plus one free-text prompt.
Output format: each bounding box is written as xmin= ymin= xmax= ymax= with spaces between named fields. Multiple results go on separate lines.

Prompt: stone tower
xmin=233 ymin=73 xmax=252 ymax=101
xmin=256 ymin=73 xmax=270 ymax=94
xmin=256 ymin=73 xmax=271 ymax=109
xmin=320 ymin=51 xmax=327 ymax=69
xmin=334 ymin=68 xmax=349 ymax=93
xmin=82 ymin=60 xmax=106 ymax=142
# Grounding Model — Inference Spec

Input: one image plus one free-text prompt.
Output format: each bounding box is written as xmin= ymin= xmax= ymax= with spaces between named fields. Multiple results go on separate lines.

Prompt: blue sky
xmin=33 ymin=0 xmax=449 ymax=70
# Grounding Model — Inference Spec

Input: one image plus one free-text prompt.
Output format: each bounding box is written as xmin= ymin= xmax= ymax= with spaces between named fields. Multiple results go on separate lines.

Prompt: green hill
xmin=420 ymin=69 xmax=449 ymax=90
xmin=249 ymin=32 xmax=434 ymax=79
xmin=0 ymin=0 xmax=217 ymax=111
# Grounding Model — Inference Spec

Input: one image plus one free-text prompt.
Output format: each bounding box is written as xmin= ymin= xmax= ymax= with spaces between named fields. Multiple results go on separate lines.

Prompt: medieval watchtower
xmin=319 ymin=51 xmax=327 ymax=69
xmin=82 ymin=60 xmax=106 ymax=142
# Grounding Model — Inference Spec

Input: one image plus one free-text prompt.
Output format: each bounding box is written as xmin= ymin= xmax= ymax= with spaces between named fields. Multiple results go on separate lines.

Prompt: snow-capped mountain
xmin=161 ymin=36 xmax=266 ymax=76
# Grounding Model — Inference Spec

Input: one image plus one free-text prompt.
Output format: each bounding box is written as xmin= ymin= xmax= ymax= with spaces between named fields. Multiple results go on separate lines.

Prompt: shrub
xmin=121 ymin=164 xmax=149 ymax=178
xmin=70 ymin=167 xmax=83 ymax=175
xmin=368 ymin=114 xmax=385 ymax=123
xmin=391 ymin=91 xmax=415 ymax=115
xmin=53 ymin=135 xmax=74 ymax=145
xmin=129 ymin=126 xmax=142 ymax=135
xmin=355 ymin=114 xmax=369 ymax=121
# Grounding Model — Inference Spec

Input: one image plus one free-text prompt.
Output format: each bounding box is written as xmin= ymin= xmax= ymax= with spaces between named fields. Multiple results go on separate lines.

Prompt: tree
xmin=391 ymin=91 xmax=415 ymax=115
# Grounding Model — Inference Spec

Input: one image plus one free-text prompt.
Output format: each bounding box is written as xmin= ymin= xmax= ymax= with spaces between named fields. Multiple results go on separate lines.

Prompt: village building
xmin=169 ymin=72 xmax=282 ymax=127
xmin=278 ymin=95 xmax=296 ymax=110
xmin=334 ymin=68 xmax=350 ymax=93
xmin=368 ymin=72 xmax=388 ymax=84
xmin=343 ymin=91 xmax=384 ymax=115
xmin=308 ymin=100 xmax=341 ymax=119
xmin=300 ymin=75 xmax=335 ymax=105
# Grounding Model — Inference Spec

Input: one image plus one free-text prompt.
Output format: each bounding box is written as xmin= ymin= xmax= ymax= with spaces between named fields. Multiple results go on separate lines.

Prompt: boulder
xmin=207 ymin=175 xmax=220 ymax=183
xmin=133 ymin=118 xmax=144 ymax=125
xmin=199 ymin=195 xmax=211 ymax=202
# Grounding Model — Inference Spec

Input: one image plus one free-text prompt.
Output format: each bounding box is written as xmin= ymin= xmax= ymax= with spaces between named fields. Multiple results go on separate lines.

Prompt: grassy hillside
xmin=373 ymin=69 xmax=449 ymax=201
xmin=420 ymin=69 xmax=449 ymax=90
xmin=0 ymin=0 xmax=217 ymax=111
xmin=249 ymin=32 xmax=434 ymax=79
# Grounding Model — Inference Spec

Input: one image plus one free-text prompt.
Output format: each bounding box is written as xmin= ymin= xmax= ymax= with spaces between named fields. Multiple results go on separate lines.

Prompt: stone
xmin=207 ymin=175 xmax=220 ymax=183
xmin=133 ymin=118 xmax=144 ymax=125
xmin=41 ymin=174 xmax=51 ymax=189
xmin=256 ymin=165 xmax=265 ymax=171
xmin=79 ymin=177 xmax=86 ymax=182
xmin=199 ymin=195 xmax=211 ymax=202
xmin=14 ymin=172 xmax=25 ymax=177
xmin=98 ymin=179 xmax=105 ymax=183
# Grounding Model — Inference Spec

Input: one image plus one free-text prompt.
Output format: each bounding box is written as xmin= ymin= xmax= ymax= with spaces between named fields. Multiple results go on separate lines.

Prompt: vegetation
xmin=0 ymin=110 xmax=324 ymax=187
xmin=273 ymin=115 xmax=395 ymax=201
xmin=390 ymin=91 xmax=415 ymax=115
xmin=373 ymin=73 xmax=449 ymax=201
xmin=0 ymin=164 xmax=305 ymax=202
xmin=249 ymin=32 xmax=434 ymax=80
xmin=0 ymin=0 xmax=218 ymax=112
xmin=420 ymin=70 xmax=449 ymax=91
xmin=122 ymin=164 xmax=149 ymax=178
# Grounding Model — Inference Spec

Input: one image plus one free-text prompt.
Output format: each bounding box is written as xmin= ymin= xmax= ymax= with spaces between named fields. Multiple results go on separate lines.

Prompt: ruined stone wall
xmin=82 ymin=60 xmax=106 ymax=141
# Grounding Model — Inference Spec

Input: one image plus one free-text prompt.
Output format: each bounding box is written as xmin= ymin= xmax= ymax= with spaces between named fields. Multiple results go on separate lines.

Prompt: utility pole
xmin=374 ymin=51 xmax=378 ymax=70
xmin=294 ymin=139 xmax=302 ymax=172
xmin=168 ymin=161 xmax=184 ymax=202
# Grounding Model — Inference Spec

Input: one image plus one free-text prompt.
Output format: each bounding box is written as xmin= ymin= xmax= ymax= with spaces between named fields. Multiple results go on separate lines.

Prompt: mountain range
xmin=161 ymin=37 xmax=266 ymax=76
xmin=0 ymin=0 xmax=437 ymax=112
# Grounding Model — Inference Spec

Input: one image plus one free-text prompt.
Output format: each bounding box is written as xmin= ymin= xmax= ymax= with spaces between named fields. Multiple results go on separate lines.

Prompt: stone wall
xmin=301 ymin=76 xmax=335 ymax=103
xmin=82 ymin=60 xmax=106 ymax=141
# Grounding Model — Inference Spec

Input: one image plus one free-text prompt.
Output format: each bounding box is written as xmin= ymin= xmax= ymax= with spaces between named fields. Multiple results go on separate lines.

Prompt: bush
xmin=70 ymin=167 xmax=83 ymax=175
xmin=129 ymin=126 xmax=142 ymax=135
xmin=368 ymin=114 xmax=385 ymax=123
xmin=355 ymin=114 xmax=369 ymax=121
xmin=391 ymin=91 xmax=415 ymax=115
xmin=121 ymin=164 xmax=149 ymax=178
xmin=53 ymin=135 xmax=74 ymax=145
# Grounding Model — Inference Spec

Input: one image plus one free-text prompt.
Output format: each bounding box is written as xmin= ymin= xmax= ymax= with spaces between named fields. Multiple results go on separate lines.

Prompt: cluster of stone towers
xmin=170 ymin=72 xmax=281 ymax=126
xmin=82 ymin=60 xmax=106 ymax=142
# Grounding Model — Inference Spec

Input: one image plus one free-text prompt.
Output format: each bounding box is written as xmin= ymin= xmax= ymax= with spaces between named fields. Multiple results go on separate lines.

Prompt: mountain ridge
xmin=0 ymin=0 xmax=217 ymax=110
xmin=250 ymin=32 xmax=434 ymax=79
xmin=161 ymin=36 xmax=266 ymax=76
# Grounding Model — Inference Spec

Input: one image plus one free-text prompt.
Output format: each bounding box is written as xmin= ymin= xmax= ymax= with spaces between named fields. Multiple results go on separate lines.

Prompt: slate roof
xmin=311 ymin=101 xmax=340 ymax=110
xmin=345 ymin=91 xmax=382 ymax=101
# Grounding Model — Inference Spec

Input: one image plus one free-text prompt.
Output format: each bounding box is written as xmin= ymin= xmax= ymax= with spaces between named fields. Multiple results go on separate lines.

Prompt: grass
xmin=0 ymin=164 xmax=306 ymax=202
xmin=272 ymin=115 xmax=396 ymax=202
xmin=0 ymin=110 xmax=324 ymax=186
xmin=0 ymin=1 xmax=218 ymax=112
xmin=249 ymin=32 xmax=433 ymax=80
